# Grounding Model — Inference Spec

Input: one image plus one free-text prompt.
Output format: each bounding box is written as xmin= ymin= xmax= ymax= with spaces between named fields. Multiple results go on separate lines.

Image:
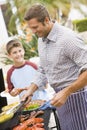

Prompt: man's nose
xmin=32 ymin=29 xmax=37 ymax=34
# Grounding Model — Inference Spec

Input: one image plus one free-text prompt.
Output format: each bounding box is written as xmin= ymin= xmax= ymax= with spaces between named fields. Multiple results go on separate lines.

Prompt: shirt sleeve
xmin=32 ymin=64 xmax=48 ymax=89
xmin=64 ymin=34 xmax=87 ymax=74
xmin=7 ymin=67 xmax=14 ymax=92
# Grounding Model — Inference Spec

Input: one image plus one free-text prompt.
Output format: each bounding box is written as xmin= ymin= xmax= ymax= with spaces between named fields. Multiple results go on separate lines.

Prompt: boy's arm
xmin=9 ymin=88 xmax=19 ymax=96
xmin=9 ymin=88 xmax=28 ymax=96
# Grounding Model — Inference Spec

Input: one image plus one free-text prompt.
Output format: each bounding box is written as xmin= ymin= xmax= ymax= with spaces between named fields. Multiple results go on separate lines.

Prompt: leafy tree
xmin=6 ymin=0 xmax=71 ymax=34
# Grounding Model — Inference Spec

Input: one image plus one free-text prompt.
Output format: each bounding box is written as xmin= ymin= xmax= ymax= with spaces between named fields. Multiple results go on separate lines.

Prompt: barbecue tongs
xmin=6 ymin=98 xmax=27 ymax=114
xmin=39 ymin=100 xmax=55 ymax=110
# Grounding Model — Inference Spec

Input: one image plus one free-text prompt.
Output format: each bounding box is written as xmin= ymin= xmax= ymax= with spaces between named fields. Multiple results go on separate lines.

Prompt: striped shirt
xmin=32 ymin=21 xmax=87 ymax=130
xmin=33 ymin=21 xmax=87 ymax=89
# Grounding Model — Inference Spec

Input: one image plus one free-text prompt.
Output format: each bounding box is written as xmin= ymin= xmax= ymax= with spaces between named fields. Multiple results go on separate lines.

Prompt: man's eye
xmin=33 ymin=26 xmax=38 ymax=29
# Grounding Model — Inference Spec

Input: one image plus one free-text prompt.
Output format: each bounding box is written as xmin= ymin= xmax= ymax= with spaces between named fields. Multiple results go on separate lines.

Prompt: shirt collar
xmin=42 ymin=21 xmax=58 ymax=43
xmin=48 ymin=21 xmax=58 ymax=42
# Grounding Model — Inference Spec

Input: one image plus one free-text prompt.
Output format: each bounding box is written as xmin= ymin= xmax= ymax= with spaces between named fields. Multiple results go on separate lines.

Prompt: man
xmin=22 ymin=4 xmax=87 ymax=130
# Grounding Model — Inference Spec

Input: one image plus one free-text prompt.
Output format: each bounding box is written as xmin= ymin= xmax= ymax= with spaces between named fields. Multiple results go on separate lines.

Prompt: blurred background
xmin=0 ymin=0 xmax=87 ymax=105
xmin=0 ymin=0 xmax=87 ymax=64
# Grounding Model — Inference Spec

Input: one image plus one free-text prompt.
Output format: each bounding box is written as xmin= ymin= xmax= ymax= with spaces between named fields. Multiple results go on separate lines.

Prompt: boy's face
xmin=8 ymin=47 xmax=25 ymax=63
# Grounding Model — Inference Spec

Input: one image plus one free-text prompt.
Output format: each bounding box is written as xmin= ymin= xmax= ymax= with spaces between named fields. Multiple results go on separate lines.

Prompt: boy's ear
xmin=7 ymin=53 xmax=10 ymax=57
xmin=7 ymin=53 xmax=13 ymax=60
xmin=23 ymin=48 xmax=25 ymax=54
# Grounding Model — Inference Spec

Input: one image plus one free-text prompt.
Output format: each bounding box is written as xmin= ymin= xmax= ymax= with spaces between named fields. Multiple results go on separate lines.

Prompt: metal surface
xmin=6 ymin=98 xmax=28 ymax=114
xmin=6 ymin=101 xmax=24 ymax=114
xmin=0 ymin=108 xmax=61 ymax=130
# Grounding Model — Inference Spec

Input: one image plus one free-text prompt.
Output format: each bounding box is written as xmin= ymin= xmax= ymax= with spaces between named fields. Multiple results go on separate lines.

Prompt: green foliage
xmin=8 ymin=14 xmax=18 ymax=35
xmin=5 ymin=2 xmax=17 ymax=35
xmin=1 ymin=56 xmax=13 ymax=65
xmin=6 ymin=0 xmax=71 ymax=34
xmin=72 ymin=18 xmax=87 ymax=32
xmin=20 ymin=34 xmax=38 ymax=60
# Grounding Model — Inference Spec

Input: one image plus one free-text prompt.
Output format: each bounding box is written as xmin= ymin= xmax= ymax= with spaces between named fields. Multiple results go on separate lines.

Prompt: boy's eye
xmin=19 ymin=50 xmax=22 ymax=52
xmin=13 ymin=51 xmax=17 ymax=54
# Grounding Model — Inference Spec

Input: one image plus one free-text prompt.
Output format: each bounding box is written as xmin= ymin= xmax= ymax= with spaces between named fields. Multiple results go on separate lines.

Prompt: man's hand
xmin=50 ymin=71 xmax=87 ymax=107
xmin=50 ymin=87 xmax=70 ymax=107
xmin=21 ymin=92 xmax=33 ymax=105
xmin=21 ymin=83 xmax=38 ymax=105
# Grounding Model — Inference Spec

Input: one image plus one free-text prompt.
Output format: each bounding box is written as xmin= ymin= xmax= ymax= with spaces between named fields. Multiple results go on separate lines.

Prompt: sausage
xmin=29 ymin=111 xmax=44 ymax=118
xmin=13 ymin=123 xmax=27 ymax=130
xmin=33 ymin=123 xmax=44 ymax=128
xmin=13 ymin=117 xmax=44 ymax=130
xmin=26 ymin=126 xmax=45 ymax=130
xmin=23 ymin=117 xmax=44 ymax=126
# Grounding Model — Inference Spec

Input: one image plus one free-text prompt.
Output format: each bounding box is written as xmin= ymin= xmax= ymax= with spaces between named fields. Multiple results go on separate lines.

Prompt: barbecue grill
xmin=0 ymin=108 xmax=61 ymax=130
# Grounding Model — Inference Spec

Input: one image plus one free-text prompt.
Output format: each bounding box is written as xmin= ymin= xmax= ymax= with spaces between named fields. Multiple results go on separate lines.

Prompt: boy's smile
xmin=8 ymin=47 xmax=25 ymax=66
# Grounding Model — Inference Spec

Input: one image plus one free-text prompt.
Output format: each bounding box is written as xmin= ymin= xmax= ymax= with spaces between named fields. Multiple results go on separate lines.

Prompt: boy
xmin=6 ymin=39 xmax=52 ymax=100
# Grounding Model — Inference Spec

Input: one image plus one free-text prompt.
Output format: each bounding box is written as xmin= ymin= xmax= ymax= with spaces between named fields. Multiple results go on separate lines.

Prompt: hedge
xmin=72 ymin=18 xmax=87 ymax=32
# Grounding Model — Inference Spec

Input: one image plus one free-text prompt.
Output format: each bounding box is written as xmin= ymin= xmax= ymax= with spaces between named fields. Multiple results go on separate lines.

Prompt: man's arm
xmin=21 ymin=64 xmax=48 ymax=103
xmin=51 ymin=70 xmax=87 ymax=107
xmin=21 ymin=83 xmax=38 ymax=104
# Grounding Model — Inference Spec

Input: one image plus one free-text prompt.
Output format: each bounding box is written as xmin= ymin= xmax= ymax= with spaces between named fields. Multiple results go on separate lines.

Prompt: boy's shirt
xmin=7 ymin=61 xmax=52 ymax=100
xmin=7 ymin=61 xmax=37 ymax=98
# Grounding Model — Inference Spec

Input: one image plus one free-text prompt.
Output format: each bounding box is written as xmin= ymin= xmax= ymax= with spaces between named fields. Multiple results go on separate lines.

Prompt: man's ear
xmin=44 ymin=17 xmax=49 ymax=24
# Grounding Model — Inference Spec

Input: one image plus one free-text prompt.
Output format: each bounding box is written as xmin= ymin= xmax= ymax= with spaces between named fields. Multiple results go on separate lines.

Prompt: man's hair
xmin=24 ymin=4 xmax=51 ymax=22
xmin=6 ymin=39 xmax=23 ymax=54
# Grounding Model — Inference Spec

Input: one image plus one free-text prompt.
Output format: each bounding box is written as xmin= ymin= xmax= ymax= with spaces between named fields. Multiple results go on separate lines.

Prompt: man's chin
xmin=36 ymin=33 xmax=43 ymax=38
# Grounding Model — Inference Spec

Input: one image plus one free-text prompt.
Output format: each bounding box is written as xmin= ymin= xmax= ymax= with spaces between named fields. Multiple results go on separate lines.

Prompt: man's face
xmin=27 ymin=18 xmax=49 ymax=37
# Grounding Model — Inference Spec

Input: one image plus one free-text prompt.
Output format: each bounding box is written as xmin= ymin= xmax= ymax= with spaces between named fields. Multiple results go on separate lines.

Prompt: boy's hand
xmin=10 ymin=88 xmax=19 ymax=96
xmin=10 ymin=88 xmax=27 ymax=96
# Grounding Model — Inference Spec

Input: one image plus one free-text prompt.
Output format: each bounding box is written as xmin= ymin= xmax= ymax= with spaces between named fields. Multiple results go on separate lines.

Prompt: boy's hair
xmin=6 ymin=39 xmax=23 ymax=54
xmin=24 ymin=4 xmax=50 ymax=23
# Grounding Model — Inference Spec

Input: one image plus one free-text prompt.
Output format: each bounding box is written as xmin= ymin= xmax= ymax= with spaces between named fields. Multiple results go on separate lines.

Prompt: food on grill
xmin=29 ymin=110 xmax=44 ymax=118
xmin=13 ymin=117 xmax=44 ymax=130
xmin=0 ymin=102 xmax=18 ymax=123
xmin=19 ymin=110 xmax=44 ymax=122
xmin=24 ymin=100 xmax=45 ymax=111
xmin=24 ymin=103 xmax=40 ymax=111
xmin=2 ymin=102 xmax=19 ymax=112
xmin=19 ymin=114 xmax=30 ymax=122
xmin=0 ymin=111 xmax=14 ymax=123
xmin=26 ymin=125 xmax=45 ymax=130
